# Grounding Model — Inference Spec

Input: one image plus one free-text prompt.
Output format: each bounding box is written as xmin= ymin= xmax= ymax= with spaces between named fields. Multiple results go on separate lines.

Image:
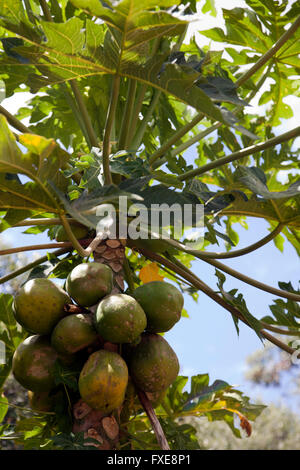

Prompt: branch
xmin=137 ymin=389 xmax=170 ymax=450
xmin=261 ymin=322 xmax=300 ymax=337
xmin=59 ymin=214 xmax=91 ymax=257
xmin=0 ymin=242 xmax=73 ymax=256
xmin=39 ymin=0 xmax=52 ymax=21
xmin=235 ymin=15 xmax=300 ymax=87
xmin=102 ymin=76 xmax=120 ymax=185
xmin=128 ymin=84 xmax=148 ymax=146
xmin=0 ymin=247 xmax=71 ymax=285
xmin=149 ymin=112 xmax=204 ymax=166
xmin=143 ymin=222 xmax=283 ymax=261
xmin=69 ymin=80 xmax=99 ymax=149
xmin=135 ymin=247 xmax=296 ymax=356
xmin=131 ymin=89 xmax=161 ymax=152
xmin=200 ymin=257 xmax=300 ymax=302
xmin=118 ymin=79 xmax=137 ymax=150
xmin=0 ymin=105 xmax=32 ymax=134
xmin=13 ymin=218 xmax=78 ymax=227
xmin=23 ymin=0 xmax=36 ymax=24
xmin=123 ymin=258 xmax=135 ymax=294
xmin=168 ymin=122 xmax=221 ymax=161
xmin=38 ymin=0 xmax=99 ymax=150
xmin=191 ymin=223 xmax=284 ymax=259
xmin=178 ymin=126 xmax=300 ymax=181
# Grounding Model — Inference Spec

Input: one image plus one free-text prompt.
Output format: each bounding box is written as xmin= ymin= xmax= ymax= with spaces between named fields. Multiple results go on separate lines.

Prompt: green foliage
xmin=0 ymin=294 xmax=27 ymax=388
xmin=215 ymin=269 xmax=263 ymax=340
xmin=0 ymin=0 xmax=299 ymax=451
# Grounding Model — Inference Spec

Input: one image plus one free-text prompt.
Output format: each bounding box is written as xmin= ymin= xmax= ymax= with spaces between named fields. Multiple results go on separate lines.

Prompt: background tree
xmin=0 ymin=0 xmax=299 ymax=450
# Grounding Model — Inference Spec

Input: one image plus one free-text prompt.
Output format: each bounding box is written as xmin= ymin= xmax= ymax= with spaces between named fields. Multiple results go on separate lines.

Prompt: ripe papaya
xmin=55 ymin=224 xmax=89 ymax=242
xmin=13 ymin=278 xmax=71 ymax=335
xmin=129 ymin=333 xmax=179 ymax=393
xmin=12 ymin=335 xmax=58 ymax=392
xmin=66 ymin=262 xmax=113 ymax=307
xmin=78 ymin=350 xmax=128 ymax=413
xmin=95 ymin=294 xmax=147 ymax=344
xmin=132 ymin=281 xmax=183 ymax=333
xmin=51 ymin=313 xmax=98 ymax=355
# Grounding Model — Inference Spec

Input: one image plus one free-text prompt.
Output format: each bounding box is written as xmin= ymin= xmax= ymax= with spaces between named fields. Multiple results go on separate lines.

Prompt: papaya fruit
xmin=132 ymin=281 xmax=183 ymax=333
xmin=129 ymin=333 xmax=179 ymax=392
xmin=95 ymin=294 xmax=147 ymax=344
xmin=55 ymin=224 xmax=89 ymax=242
xmin=146 ymin=389 xmax=167 ymax=408
xmin=78 ymin=350 xmax=128 ymax=413
xmin=66 ymin=262 xmax=113 ymax=307
xmin=12 ymin=335 xmax=58 ymax=392
xmin=28 ymin=390 xmax=55 ymax=412
xmin=51 ymin=313 xmax=98 ymax=355
xmin=13 ymin=278 xmax=71 ymax=335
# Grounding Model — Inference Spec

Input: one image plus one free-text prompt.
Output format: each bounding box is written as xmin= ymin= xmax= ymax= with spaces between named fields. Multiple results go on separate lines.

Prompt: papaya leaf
xmin=261 ymin=282 xmax=300 ymax=330
xmin=0 ymin=1 xmax=226 ymax=122
xmin=235 ymin=166 xmax=300 ymax=200
xmin=221 ymin=192 xmax=300 ymax=229
xmin=0 ymin=395 xmax=8 ymax=422
xmin=215 ymin=269 xmax=264 ymax=341
xmin=162 ymin=374 xmax=265 ymax=438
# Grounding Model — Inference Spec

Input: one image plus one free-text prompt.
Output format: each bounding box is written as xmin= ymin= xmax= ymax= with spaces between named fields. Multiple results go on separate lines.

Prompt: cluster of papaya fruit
xmin=11 ymin=261 xmax=184 ymax=416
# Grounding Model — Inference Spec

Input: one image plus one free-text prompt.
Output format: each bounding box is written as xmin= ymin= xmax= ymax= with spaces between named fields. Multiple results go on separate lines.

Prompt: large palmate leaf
xmin=215 ymin=269 xmax=263 ymax=340
xmin=200 ymin=1 xmax=300 ymax=126
xmin=261 ymin=282 xmax=300 ymax=331
xmin=0 ymin=1 xmax=226 ymax=123
xmin=0 ymin=116 xmax=69 ymax=214
xmin=235 ymin=166 xmax=300 ymax=200
xmin=221 ymin=192 xmax=300 ymax=228
xmin=161 ymin=374 xmax=265 ymax=438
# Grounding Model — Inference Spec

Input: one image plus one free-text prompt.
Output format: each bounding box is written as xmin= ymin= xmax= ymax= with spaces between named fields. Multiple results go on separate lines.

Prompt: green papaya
xmin=28 ymin=390 xmax=55 ymax=412
xmin=66 ymin=262 xmax=113 ymax=307
xmin=129 ymin=333 xmax=179 ymax=393
xmin=78 ymin=350 xmax=128 ymax=413
xmin=13 ymin=278 xmax=71 ymax=335
xmin=95 ymin=294 xmax=146 ymax=344
xmin=133 ymin=281 xmax=183 ymax=333
xmin=12 ymin=335 xmax=58 ymax=392
xmin=51 ymin=313 xmax=98 ymax=355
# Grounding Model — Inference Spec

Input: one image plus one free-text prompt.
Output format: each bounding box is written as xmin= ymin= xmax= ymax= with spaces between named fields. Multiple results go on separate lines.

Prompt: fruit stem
xmin=137 ymin=389 xmax=170 ymax=450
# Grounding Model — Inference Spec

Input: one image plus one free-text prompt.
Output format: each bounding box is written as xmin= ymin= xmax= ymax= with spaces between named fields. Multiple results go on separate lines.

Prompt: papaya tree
xmin=0 ymin=0 xmax=300 ymax=451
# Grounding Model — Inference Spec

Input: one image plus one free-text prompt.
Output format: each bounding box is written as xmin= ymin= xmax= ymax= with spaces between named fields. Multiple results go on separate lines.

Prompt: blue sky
xmin=0 ymin=0 xmax=299 ymax=413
